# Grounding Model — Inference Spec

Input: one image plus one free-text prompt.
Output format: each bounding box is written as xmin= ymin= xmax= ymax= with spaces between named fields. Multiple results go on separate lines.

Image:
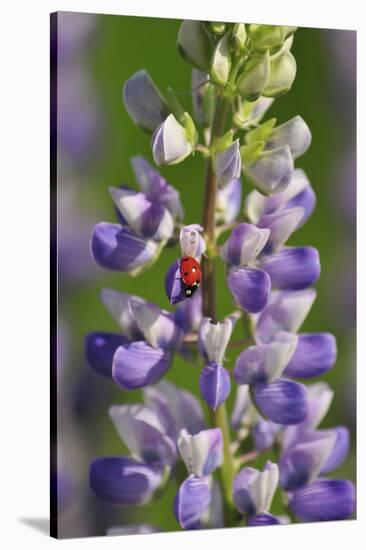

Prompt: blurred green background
xmin=56 ymin=12 xmax=356 ymax=538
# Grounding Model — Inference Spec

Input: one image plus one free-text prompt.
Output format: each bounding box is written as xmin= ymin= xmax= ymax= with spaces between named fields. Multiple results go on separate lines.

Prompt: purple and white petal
xmin=233 ymin=461 xmax=279 ymax=515
xmin=109 ymin=187 xmax=174 ymax=241
xmin=279 ymin=430 xmax=336 ymax=490
xmin=247 ymin=513 xmax=280 ymax=526
xmin=265 ymin=116 xmax=312 ymax=160
xmin=302 ymin=382 xmax=334 ymax=429
xmin=131 ymin=155 xmax=184 ymax=219
xmin=165 ymin=260 xmax=186 ymax=305
xmin=152 ymin=114 xmax=192 ymax=166
xmin=228 ymin=266 xmax=271 ymax=314
xmin=289 ymin=479 xmax=355 ymax=522
xmin=248 ymin=96 xmax=274 ymax=122
xmin=85 ymin=332 xmax=129 ymax=378
xmin=180 ymin=224 xmax=206 ymax=260
xmin=198 ymin=317 xmax=233 ymax=364
xmin=109 ymin=404 xmax=176 ymax=466
xmin=245 ymin=168 xmax=315 ymax=227
xmin=255 ymin=289 xmax=317 ymax=344
xmin=231 ymin=385 xmax=253 ymax=430
xmin=144 ymin=380 xmax=205 ymax=439
xmin=199 ymin=362 xmax=231 ymax=410
xmin=216 ymin=177 xmax=242 ymax=224
xmin=112 ymin=341 xmax=171 ymax=390
xmin=258 ymin=207 xmax=304 ymax=251
xmin=174 ymin=290 xmax=202 ymax=332
xmin=284 ymin=333 xmax=337 ymax=378
xmin=253 ymin=379 xmax=308 ymax=425
xmin=244 ymin=145 xmax=294 ymax=196
xmin=123 ymin=69 xmax=170 ymax=132
xmin=220 ymin=223 xmax=270 ymax=266
xmin=281 ymin=382 xmax=335 ymax=450
xmin=321 ymin=427 xmax=350 ymax=474
xmin=259 ymin=247 xmax=320 ymax=290
xmin=234 ymin=332 xmax=298 ymax=385
xmin=174 ymin=475 xmax=211 ymax=529
xmin=89 ymin=457 xmax=163 ymax=506
xmin=91 ymin=223 xmax=158 ymax=272
xmin=253 ymin=418 xmax=278 ymax=451
xmin=215 ymin=139 xmax=242 ymax=188
xmin=100 ymin=288 xmax=144 ymax=340
xmin=129 ymin=300 xmax=184 ymax=350
xmin=177 ymin=428 xmax=223 ymax=477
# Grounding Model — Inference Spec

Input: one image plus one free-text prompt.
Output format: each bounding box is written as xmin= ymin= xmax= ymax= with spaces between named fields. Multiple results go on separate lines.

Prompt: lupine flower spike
xmin=87 ymin=20 xmax=355 ymax=534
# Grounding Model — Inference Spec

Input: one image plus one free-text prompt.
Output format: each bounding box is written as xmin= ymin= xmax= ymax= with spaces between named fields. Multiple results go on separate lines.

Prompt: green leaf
xmin=245 ymin=118 xmax=277 ymax=144
xmin=183 ymin=112 xmax=198 ymax=147
xmin=167 ymin=87 xmax=186 ymax=125
xmin=212 ymin=129 xmax=234 ymax=152
xmin=240 ymin=141 xmax=265 ymax=165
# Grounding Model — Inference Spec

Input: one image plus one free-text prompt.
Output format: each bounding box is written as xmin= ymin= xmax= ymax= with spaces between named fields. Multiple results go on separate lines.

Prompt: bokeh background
xmin=53 ymin=11 xmax=356 ymax=538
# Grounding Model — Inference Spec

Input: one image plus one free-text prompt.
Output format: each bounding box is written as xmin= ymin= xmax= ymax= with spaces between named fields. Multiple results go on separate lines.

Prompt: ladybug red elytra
xmin=180 ymin=256 xmax=201 ymax=298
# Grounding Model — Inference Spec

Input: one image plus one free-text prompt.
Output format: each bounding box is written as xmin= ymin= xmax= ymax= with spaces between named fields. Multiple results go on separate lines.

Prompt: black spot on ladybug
xmin=184 ymin=272 xmax=189 ymax=276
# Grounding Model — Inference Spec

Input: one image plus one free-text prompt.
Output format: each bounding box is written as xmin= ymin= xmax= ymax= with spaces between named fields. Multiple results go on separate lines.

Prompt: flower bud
xmin=264 ymin=51 xmax=297 ymax=97
xmin=242 ymin=144 xmax=294 ymax=195
xmin=205 ymin=21 xmax=226 ymax=35
xmin=177 ymin=428 xmax=223 ymax=477
xmin=249 ymin=25 xmax=286 ymax=53
xmin=180 ymin=224 xmax=206 ymax=259
xmin=123 ymin=69 xmax=170 ymax=132
xmin=236 ymin=51 xmax=270 ymax=101
xmin=233 ymin=461 xmax=279 ymax=515
xmin=265 ymin=115 xmax=312 ymax=160
xmin=199 ymin=362 xmax=231 ymax=410
xmin=214 ymin=139 xmax=241 ymax=187
xmin=177 ymin=20 xmax=213 ymax=72
xmin=232 ymin=23 xmax=247 ymax=53
xmin=210 ymin=32 xmax=231 ymax=85
xmin=152 ymin=114 xmax=193 ymax=166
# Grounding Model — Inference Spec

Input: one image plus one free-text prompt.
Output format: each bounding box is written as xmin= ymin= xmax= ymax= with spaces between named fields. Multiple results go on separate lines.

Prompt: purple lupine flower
xmin=215 ymin=140 xmax=242 ymax=188
xmin=288 ymin=479 xmax=355 ymax=522
xmin=174 ymin=428 xmax=223 ymax=529
xmin=91 ymin=223 xmax=159 ymax=272
xmin=233 ymin=461 xmax=279 ymax=517
xmin=252 ymin=290 xmax=337 ymax=379
xmin=143 ymin=380 xmax=206 ymax=439
xmin=85 ymin=288 xmax=152 ymax=378
xmin=165 ymin=224 xmax=206 ymax=305
xmin=221 ymin=223 xmax=271 ymax=313
xmin=198 ymin=317 xmax=233 ymax=409
xmin=243 ymin=145 xmax=294 ymax=196
xmin=264 ymin=116 xmax=312 ymax=160
xmin=89 ymin=457 xmax=164 ymax=506
xmin=131 ymin=156 xmax=184 ymax=220
xmin=232 ymin=330 xmax=310 ymax=424
xmin=109 ymin=404 xmax=177 ymax=466
xmin=216 ymin=177 xmax=242 ymax=224
xmin=245 ymin=168 xmax=316 ymax=229
xmin=123 ymin=69 xmax=170 ymax=132
xmin=177 ymin=428 xmax=223 ymax=477
xmin=91 ymin=157 xmax=184 ymax=273
xmin=152 ymin=114 xmax=193 ymax=166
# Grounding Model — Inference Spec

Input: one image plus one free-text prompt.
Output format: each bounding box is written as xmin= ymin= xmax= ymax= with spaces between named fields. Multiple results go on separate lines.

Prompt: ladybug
xmin=180 ymin=256 xmax=201 ymax=298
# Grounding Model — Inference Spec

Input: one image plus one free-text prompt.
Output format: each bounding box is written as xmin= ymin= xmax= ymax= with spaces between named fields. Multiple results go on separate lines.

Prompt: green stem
xmin=201 ymin=63 xmax=242 ymax=527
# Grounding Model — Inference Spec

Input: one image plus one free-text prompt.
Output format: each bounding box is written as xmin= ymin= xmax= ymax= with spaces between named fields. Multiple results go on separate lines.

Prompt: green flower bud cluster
xmin=177 ymin=21 xmax=297 ymax=101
